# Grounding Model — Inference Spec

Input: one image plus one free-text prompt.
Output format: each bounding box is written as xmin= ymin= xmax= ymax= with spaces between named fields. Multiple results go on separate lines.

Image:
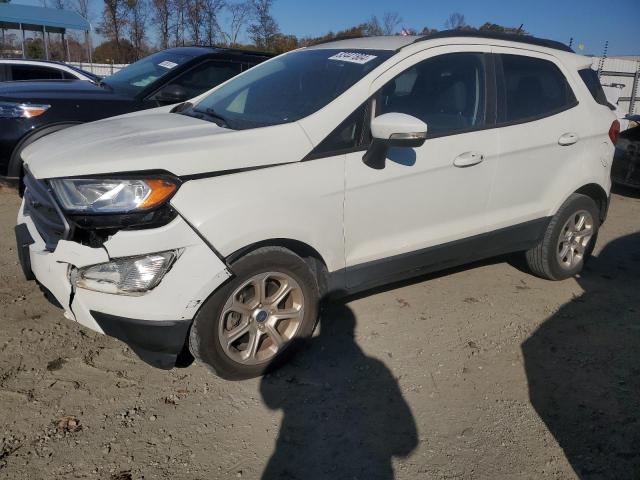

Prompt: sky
xmin=12 ymin=0 xmax=640 ymax=56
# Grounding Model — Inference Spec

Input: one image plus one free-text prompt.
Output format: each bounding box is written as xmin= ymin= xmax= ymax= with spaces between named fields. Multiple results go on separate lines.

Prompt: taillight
xmin=609 ymin=120 xmax=620 ymax=145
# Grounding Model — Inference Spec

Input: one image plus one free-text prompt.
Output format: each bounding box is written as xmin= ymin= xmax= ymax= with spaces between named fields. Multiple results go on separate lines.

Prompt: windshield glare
xmin=103 ymin=51 xmax=192 ymax=93
xmin=192 ymin=49 xmax=393 ymax=129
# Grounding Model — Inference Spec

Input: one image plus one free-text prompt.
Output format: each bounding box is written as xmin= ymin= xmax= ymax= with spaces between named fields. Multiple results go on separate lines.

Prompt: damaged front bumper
xmin=16 ymin=201 xmax=231 ymax=369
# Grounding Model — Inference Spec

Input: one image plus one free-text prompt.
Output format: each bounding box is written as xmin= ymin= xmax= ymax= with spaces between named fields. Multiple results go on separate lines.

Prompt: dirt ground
xmin=0 ymin=185 xmax=638 ymax=480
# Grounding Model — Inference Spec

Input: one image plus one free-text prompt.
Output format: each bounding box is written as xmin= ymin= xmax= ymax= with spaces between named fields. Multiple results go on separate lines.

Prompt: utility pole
xmin=597 ymin=40 xmax=608 ymax=79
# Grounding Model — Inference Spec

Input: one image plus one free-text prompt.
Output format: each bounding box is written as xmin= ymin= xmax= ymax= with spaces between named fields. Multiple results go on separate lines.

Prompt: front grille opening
xmin=22 ymin=171 xmax=69 ymax=251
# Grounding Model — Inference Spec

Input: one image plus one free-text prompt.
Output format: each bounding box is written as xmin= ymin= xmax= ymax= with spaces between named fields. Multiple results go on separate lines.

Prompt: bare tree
xmin=151 ymin=0 xmax=171 ymax=49
xmin=362 ymin=15 xmax=383 ymax=36
xmin=444 ymin=12 xmax=466 ymax=30
xmin=222 ymin=1 xmax=251 ymax=46
xmin=52 ymin=0 xmax=67 ymax=9
xmin=172 ymin=0 xmax=188 ymax=47
xmin=75 ymin=0 xmax=90 ymax=18
xmin=381 ymin=11 xmax=401 ymax=35
xmin=186 ymin=0 xmax=205 ymax=44
xmin=247 ymin=0 xmax=279 ymax=50
xmin=202 ymin=0 xmax=225 ymax=46
xmin=99 ymin=0 xmax=128 ymax=62
xmin=126 ymin=0 xmax=147 ymax=59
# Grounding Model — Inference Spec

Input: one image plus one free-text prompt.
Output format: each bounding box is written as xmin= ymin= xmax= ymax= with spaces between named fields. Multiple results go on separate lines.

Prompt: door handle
xmin=558 ymin=132 xmax=579 ymax=146
xmin=453 ymin=151 xmax=484 ymax=168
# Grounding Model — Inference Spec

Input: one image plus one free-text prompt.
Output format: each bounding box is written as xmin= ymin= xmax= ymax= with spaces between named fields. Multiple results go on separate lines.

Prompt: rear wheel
xmin=189 ymin=246 xmax=319 ymax=380
xmin=526 ymin=193 xmax=599 ymax=280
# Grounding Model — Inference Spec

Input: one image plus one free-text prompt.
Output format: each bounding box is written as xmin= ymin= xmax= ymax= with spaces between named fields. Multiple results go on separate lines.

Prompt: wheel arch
xmin=573 ymin=183 xmax=609 ymax=223
xmin=226 ymin=238 xmax=330 ymax=296
xmin=8 ymin=122 xmax=82 ymax=178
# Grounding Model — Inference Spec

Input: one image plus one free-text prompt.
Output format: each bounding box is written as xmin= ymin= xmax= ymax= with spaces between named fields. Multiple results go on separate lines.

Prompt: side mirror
xmin=363 ymin=113 xmax=428 ymax=169
xmin=154 ymin=84 xmax=189 ymax=105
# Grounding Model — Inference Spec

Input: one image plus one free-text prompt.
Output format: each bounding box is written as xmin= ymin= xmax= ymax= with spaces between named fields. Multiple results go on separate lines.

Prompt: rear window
xmin=578 ymin=68 xmax=609 ymax=107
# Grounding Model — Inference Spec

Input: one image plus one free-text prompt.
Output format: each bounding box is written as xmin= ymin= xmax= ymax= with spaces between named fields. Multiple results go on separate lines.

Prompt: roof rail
xmin=186 ymin=45 xmax=274 ymax=57
xmin=306 ymin=34 xmax=366 ymax=47
xmin=413 ymin=29 xmax=574 ymax=53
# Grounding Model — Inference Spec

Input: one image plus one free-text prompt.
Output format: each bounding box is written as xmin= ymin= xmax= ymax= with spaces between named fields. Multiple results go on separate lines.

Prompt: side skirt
xmin=329 ymin=217 xmax=551 ymax=296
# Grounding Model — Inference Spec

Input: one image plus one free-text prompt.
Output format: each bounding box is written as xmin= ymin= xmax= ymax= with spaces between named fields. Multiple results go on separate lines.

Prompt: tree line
xmin=95 ymin=5 xmax=528 ymax=64
xmin=0 ymin=0 xmax=528 ymax=64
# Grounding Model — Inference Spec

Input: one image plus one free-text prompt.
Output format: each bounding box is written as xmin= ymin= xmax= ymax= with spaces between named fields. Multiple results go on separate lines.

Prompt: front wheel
xmin=526 ymin=193 xmax=600 ymax=280
xmin=189 ymin=246 xmax=319 ymax=380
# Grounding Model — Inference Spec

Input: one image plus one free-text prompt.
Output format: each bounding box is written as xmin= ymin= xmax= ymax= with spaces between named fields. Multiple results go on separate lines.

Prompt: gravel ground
xmin=0 ymin=185 xmax=639 ymax=480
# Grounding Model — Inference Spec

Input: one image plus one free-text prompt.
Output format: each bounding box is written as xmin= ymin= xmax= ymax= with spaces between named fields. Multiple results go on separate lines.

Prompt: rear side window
xmin=498 ymin=54 xmax=577 ymax=123
xmin=578 ymin=68 xmax=609 ymax=106
xmin=11 ymin=65 xmax=63 ymax=80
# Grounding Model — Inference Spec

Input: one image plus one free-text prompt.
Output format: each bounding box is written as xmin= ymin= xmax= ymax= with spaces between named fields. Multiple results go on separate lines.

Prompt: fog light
xmin=71 ymin=250 xmax=179 ymax=295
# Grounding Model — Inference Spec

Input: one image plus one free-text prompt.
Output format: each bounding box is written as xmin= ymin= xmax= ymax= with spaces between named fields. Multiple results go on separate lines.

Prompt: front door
xmin=344 ymin=48 xmax=499 ymax=290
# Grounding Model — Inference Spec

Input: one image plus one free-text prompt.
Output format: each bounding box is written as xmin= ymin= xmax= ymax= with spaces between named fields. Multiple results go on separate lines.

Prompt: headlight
xmin=0 ymin=102 xmax=50 ymax=118
xmin=49 ymin=177 xmax=179 ymax=214
xmin=71 ymin=250 xmax=179 ymax=295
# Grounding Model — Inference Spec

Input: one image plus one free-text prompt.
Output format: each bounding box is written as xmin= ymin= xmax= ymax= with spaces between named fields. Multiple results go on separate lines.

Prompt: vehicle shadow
xmin=612 ymin=184 xmax=640 ymax=199
xmin=259 ymin=302 xmax=418 ymax=480
xmin=522 ymin=232 xmax=640 ymax=479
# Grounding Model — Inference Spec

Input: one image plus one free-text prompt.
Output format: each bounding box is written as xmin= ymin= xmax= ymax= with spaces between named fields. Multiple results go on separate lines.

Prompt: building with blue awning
xmin=0 ymin=3 xmax=91 ymax=61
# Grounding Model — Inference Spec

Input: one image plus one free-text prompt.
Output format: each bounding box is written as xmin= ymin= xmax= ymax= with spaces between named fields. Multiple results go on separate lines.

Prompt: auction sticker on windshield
xmin=328 ymin=52 xmax=378 ymax=64
xmin=158 ymin=60 xmax=178 ymax=69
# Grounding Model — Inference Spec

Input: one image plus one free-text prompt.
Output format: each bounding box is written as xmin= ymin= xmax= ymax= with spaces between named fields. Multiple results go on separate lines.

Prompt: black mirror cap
xmin=362 ymin=135 xmax=426 ymax=169
xmin=362 ymin=139 xmax=389 ymax=170
xmin=155 ymin=85 xmax=189 ymax=104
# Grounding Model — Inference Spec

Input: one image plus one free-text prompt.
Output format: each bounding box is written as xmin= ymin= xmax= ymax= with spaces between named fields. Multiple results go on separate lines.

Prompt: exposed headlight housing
xmin=49 ymin=176 xmax=179 ymax=214
xmin=71 ymin=250 xmax=179 ymax=295
xmin=0 ymin=102 xmax=50 ymax=118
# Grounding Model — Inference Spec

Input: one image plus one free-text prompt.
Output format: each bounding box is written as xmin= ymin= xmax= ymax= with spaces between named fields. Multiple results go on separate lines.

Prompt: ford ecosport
xmin=15 ymin=31 xmax=618 ymax=379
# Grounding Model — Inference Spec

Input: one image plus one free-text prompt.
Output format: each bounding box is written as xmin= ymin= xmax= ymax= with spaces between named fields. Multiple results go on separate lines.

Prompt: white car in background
xmin=16 ymin=31 xmax=618 ymax=379
xmin=0 ymin=59 xmax=99 ymax=82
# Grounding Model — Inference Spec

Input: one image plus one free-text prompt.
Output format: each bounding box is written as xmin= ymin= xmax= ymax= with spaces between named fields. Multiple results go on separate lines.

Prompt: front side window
xmin=499 ymin=54 xmax=577 ymax=123
xmin=189 ymin=49 xmax=393 ymax=130
xmin=161 ymin=61 xmax=242 ymax=99
xmin=377 ymin=52 xmax=487 ymax=137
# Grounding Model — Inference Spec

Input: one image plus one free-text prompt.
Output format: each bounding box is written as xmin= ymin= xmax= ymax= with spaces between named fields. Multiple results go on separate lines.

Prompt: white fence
xmin=67 ymin=62 xmax=128 ymax=77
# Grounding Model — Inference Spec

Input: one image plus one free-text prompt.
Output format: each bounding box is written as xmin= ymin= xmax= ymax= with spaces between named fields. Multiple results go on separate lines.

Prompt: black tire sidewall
xmin=547 ymin=195 xmax=600 ymax=280
xmin=189 ymin=247 xmax=319 ymax=380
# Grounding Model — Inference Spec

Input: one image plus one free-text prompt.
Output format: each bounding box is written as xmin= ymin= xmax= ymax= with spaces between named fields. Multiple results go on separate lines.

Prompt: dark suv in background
xmin=0 ymin=47 xmax=271 ymax=184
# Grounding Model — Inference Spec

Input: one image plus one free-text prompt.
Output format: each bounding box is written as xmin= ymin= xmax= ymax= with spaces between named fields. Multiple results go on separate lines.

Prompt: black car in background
xmin=612 ymin=116 xmax=640 ymax=189
xmin=0 ymin=47 xmax=271 ymax=184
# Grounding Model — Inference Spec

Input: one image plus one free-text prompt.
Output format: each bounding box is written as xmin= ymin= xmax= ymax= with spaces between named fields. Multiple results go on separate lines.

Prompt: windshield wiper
xmin=193 ymin=107 xmax=229 ymax=128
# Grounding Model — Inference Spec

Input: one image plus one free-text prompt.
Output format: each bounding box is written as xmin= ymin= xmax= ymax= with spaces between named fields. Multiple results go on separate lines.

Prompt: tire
xmin=526 ymin=193 xmax=600 ymax=280
xmin=189 ymin=246 xmax=320 ymax=380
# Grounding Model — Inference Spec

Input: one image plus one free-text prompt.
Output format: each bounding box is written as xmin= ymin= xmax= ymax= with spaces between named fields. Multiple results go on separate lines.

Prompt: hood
xmin=0 ymin=79 xmax=123 ymax=101
xmin=23 ymin=109 xmax=315 ymax=179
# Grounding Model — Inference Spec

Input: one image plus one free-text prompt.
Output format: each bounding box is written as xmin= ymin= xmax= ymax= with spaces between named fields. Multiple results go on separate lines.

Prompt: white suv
xmin=16 ymin=32 xmax=618 ymax=379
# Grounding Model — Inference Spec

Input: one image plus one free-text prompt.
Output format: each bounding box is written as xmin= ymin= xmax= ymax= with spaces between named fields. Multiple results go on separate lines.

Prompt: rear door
xmin=488 ymin=49 xmax=585 ymax=230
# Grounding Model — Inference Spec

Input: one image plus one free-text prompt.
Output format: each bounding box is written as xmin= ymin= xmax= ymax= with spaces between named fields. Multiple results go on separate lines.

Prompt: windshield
xmin=190 ymin=49 xmax=393 ymax=130
xmin=102 ymin=51 xmax=193 ymax=93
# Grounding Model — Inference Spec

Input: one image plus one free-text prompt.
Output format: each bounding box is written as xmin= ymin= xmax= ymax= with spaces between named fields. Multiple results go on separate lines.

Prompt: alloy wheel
xmin=217 ymin=271 xmax=304 ymax=365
